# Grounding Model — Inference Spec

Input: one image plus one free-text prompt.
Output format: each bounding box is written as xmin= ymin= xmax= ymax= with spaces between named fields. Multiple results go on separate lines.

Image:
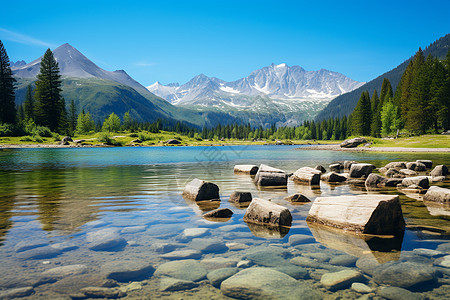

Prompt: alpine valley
xmin=12 ymin=43 xmax=363 ymax=127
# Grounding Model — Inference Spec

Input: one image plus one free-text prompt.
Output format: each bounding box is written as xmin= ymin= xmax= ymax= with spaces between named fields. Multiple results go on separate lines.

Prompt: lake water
xmin=0 ymin=145 xmax=449 ymax=299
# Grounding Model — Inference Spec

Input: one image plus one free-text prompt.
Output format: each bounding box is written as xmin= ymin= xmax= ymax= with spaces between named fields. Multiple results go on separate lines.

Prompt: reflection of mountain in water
xmin=308 ymin=222 xmax=402 ymax=263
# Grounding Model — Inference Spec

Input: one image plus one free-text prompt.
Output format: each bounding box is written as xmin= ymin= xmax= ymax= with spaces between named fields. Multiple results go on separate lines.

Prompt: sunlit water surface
xmin=0 ymin=145 xmax=449 ymax=299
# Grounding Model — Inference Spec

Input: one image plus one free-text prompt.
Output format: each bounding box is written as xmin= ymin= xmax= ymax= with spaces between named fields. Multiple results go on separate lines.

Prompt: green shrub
xmin=20 ymin=136 xmax=33 ymax=142
xmin=0 ymin=123 xmax=14 ymax=137
xmin=129 ymin=133 xmax=139 ymax=138
xmin=33 ymin=126 xmax=53 ymax=137
xmin=97 ymin=133 xmax=113 ymax=145
xmin=52 ymin=133 xmax=61 ymax=141
xmin=33 ymin=135 xmax=43 ymax=143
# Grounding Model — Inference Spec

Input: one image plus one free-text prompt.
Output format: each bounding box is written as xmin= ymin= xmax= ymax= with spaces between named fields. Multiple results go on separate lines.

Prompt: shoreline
xmin=297 ymin=144 xmax=450 ymax=153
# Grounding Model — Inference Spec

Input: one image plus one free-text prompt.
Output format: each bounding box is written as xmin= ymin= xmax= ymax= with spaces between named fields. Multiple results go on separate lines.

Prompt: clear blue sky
xmin=2 ymin=0 xmax=449 ymax=86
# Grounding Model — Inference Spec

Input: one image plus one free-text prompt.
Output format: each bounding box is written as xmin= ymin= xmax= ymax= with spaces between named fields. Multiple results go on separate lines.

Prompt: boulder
xmin=229 ymin=191 xmax=252 ymax=203
xmin=401 ymin=176 xmax=429 ymax=189
xmin=285 ymin=193 xmax=310 ymax=203
xmin=406 ymin=162 xmax=426 ymax=171
xmin=430 ymin=165 xmax=448 ymax=177
xmin=203 ymin=208 xmax=233 ymax=218
xmin=385 ymin=168 xmax=404 ymax=178
xmin=59 ymin=136 xmax=73 ymax=145
xmin=254 ymin=164 xmax=288 ymax=186
xmin=315 ymin=165 xmax=326 ymax=173
xmin=399 ymin=169 xmax=417 ymax=176
xmin=340 ymin=137 xmax=367 ymax=148
xmin=182 ymin=178 xmax=220 ymax=201
xmin=416 ymin=160 xmax=433 ymax=169
xmin=344 ymin=160 xmax=356 ymax=171
xmin=86 ymin=228 xmax=127 ymax=251
xmin=329 ymin=163 xmax=343 ymax=172
xmin=234 ymin=165 xmax=259 ymax=175
xmin=365 ymin=173 xmax=387 ymax=188
xmin=154 ymin=260 xmax=207 ymax=282
xmin=423 ymin=186 xmax=450 ymax=204
xmin=372 ymin=261 xmax=436 ymax=288
xmin=292 ymin=167 xmax=321 ymax=185
xmin=321 ymin=172 xmax=346 ymax=183
xmin=306 ymin=195 xmax=405 ymax=235
xmin=243 ymin=198 xmax=292 ymax=227
xmin=385 ymin=178 xmax=403 ymax=187
xmin=378 ymin=286 xmax=423 ymax=300
xmin=385 ymin=162 xmax=407 ymax=169
xmin=349 ymin=163 xmax=374 ymax=178
xmin=166 ymin=139 xmax=181 ymax=144
xmin=320 ymin=270 xmax=363 ymax=291
xmin=189 ymin=238 xmax=228 ymax=253
xmin=207 ymin=268 xmax=239 ymax=288
xmin=431 ymin=175 xmax=446 ymax=182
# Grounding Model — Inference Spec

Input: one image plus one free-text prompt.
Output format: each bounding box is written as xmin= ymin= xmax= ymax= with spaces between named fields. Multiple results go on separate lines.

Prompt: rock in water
xmin=101 ymin=260 xmax=155 ymax=282
xmin=385 ymin=162 xmax=407 ymax=169
xmin=285 ymin=193 xmax=310 ymax=203
xmin=349 ymin=163 xmax=374 ymax=178
xmin=321 ymin=172 xmax=346 ymax=183
xmin=221 ymin=267 xmax=321 ymax=300
xmin=203 ymin=208 xmax=233 ymax=218
xmin=234 ymin=165 xmax=259 ymax=175
xmin=416 ymin=160 xmax=433 ymax=169
xmin=320 ymin=270 xmax=363 ymax=291
xmin=154 ymin=260 xmax=207 ymax=282
xmin=229 ymin=191 xmax=252 ymax=203
xmin=423 ymin=186 xmax=450 ymax=204
xmin=315 ymin=165 xmax=326 ymax=173
xmin=207 ymin=267 xmax=239 ymax=288
xmin=372 ymin=261 xmax=436 ymax=288
xmin=306 ymin=195 xmax=405 ymax=235
xmin=254 ymin=164 xmax=288 ymax=186
xmin=401 ymin=176 xmax=429 ymax=189
xmin=0 ymin=287 xmax=34 ymax=299
xmin=86 ymin=228 xmax=127 ymax=251
xmin=292 ymin=167 xmax=321 ymax=185
xmin=340 ymin=137 xmax=367 ymax=148
xmin=378 ymin=286 xmax=423 ymax=300
xmin=329 ymin=163 xmax=343 ymax=172
xmin=80 ymin=287 xmax=126 ymax=298
xmin=430 ymin=165 xmax=448 ymax=177
xmin=365 ymin=173 xmax=388 ymax=188
xmin=182 ymin=178 xmax=220 ymax=201
xmin=159 ymin=277 xmax=198 ymax=292
xmin=243 ymin=198 xmax=292 ymax=227
xmin=344 ymin=160 xmax=356 ymax=171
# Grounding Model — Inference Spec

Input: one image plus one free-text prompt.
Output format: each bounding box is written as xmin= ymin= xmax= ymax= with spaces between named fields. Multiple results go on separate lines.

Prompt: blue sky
xmin=1 ymin=0 xmax=449 ymax=86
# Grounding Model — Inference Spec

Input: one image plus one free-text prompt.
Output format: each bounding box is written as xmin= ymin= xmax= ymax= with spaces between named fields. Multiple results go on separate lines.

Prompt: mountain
xmin=147 ymin=63 xmax=363 ymax=126
xmin=12 ymin=44 xmax=236 ymax=127
xmin=316 ymin=33 xmax=450 ymax=121
xmin=9 ymin=60 xmax=26 ymax=68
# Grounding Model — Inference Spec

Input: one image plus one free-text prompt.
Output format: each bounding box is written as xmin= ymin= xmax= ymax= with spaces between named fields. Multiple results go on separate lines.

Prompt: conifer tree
xmin=351 ymin=91 xmax=371 ymax=136
xmin=23 ymin=84 xmax=35 ymax=121
xmin=370 ymin=90 xmax=381 ymax=137
xmin=34 ymin=48 xmax=64 ymax=132
xmin=0 ymin=40 xmax=17 ymax=124
xmin=68 ymin=99 xmax=77 ymax=135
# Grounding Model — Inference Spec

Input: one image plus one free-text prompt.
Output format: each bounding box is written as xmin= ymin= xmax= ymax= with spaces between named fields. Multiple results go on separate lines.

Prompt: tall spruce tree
xmin=370 ymin=90 xmax=381 ymax=137
xmin=23 ymin=84 xmax=35 ymax=121
xmin=0 ymin=40 xmax=17 ymax=124
xmin=68 ymin=99 xmax=77 ymax=135
xmin=351 ymin=91 xmax=371 ymax=136
xmin=34 ymin=48 xmax=64 ymax=132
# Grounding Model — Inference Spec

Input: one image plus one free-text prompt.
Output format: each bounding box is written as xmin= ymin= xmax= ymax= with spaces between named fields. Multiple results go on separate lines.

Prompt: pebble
xmin=351 ymin=282 xmax=374 ymax=293
xmin=320 ymin=269 xmax=363 ymax=290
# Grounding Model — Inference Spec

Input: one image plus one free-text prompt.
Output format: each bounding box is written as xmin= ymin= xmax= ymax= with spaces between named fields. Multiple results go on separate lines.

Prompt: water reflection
xmin=246 ymin=223 xmax=290 ymax=238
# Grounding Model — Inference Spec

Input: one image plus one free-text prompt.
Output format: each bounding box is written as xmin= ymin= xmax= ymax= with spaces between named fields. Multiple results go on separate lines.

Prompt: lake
xmin=0 ymin=145 xmax=449 ymax=299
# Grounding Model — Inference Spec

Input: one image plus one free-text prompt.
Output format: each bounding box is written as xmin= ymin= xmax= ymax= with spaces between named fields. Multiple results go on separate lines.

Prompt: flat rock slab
xmin=80 ymin=287 xmax=126 ymax=299
xmin=243 ymin=198 xmax=292 ymax=227
xmin=42 ymin=264 xmax=88 ymax=278
xmin=0 ymin=287 xmax=34 ymax=299
xmin=306 ymin=194 xmax=405 ymax=235
xmin=182 ymin=178 xmax=220 ymax=201
xmin=377 ymin=286 xmax=423 ymax=300
xmin=207 ymin=267 xmax=239 ymax=288
xmin=183 ymin=228 xmax=209 ymax=238
xmin=121 ymin=226 xmax=147 ymax=234
xmin=159 ymin=277 xmax=198 ymax=292
xmin=234 ymin=165 xmax=259 ymax=175
xmin=101 ymin=260 xmax=154 ymax=282
xmin=189 ymin=238 xmax=228 ymax=253
xmin=246 ymin=249 xmax=290 ymax=268
xmin=221 ymin=267 xmax=322 ymax=300
xmin=320 ymin=269 xmax=363 ymax=290
xmin=160 ymin=249 xmax=202 ymax=260
xmin=14 ymin=239 xmax=48 ymax=253
xmin=16 ymin=246 xmax=62 ymax=260
xmin=154 ymin=260 xmax=207 ymax=282
xmin=86 ymin=228 xmax=127 ymax=251
xmin=372 ymin=261 xmax=436 ymax=288
xmin=423 ymin=186 xmax=450 ymax=204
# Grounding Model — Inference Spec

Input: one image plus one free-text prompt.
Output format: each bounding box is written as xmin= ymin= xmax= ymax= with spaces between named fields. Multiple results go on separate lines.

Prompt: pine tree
xmin=0 ymin=40 xmax=17 ymax=124
xmin=68 ymin=99 xmax=77 ymax=135
xmin=381 ymin=100 xmax=401 ymax=136
xmin=370 ymin=90 xmax=381 ymax=137
xmin=102 ymin=112 xmax=121 ymax=132
xmin=76 ymin=111 xmax=95 ymax=134
xmin=34 ymin=48 xmax=64 ymax=132
xmin=23 ymin=84 xmax=35 ymax=121
xmin=351 ymin=91 xmax=371 ymax=136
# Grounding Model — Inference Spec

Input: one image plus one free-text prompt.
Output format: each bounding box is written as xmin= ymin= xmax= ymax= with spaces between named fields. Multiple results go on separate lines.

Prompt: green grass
xmin=370 ymin=135 xmax=450 ymax=148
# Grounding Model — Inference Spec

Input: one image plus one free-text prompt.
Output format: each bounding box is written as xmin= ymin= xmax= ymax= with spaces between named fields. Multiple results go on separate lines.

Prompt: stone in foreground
xmin=401 ymin=176 xmax=429 ymax=189
xmin=372 ymin=261 xmax=436 ymax=288
xmin=102 ymin=260 xmax=155 ymax=282
xmin=292 ymin=167 xmax=321 ymax=185
xmin=229 ymin=191 xmax=252 ymax=203
xmin=243 ymin=198 xmax=292 ymax=227
xmin=0 ymin=287 xmax=34 ymax=299
xmin=254 ymin=164 xmax=288 ymax=186
xmin=423 ymin=186 xmax=450 ymax=204
xmin=430 ymin=165 xmax=448 ymax=177
xmin=159 ymin=277 xmax=198 ymax=292
xmin=306 ymin=195 xmax=405 ymax=235
xmin=320 ymin=269 xmax=363 ymax=291
xmin=349 ymin=163 xmax=374 ymax=178
xmin=182 ymin=178 xmax=220 ymax=201
xmin=234 ymin=165 xmax=259 ymax=175
xmin=80 ymin=287 xmax=125 ymax=298
xmin=378 ymin=286 xmax=423 ymax=300
xmin=154 ymin=260 xmax=207 ymax=282
xmin=221 ymin=267 xmax=321 ymax=300
xmin=321 ymin=172 xmax=347 ymax=183
xmin=416 ymin=160 xmax=433 ymax=169
xmin=340 ymin=137 xmax=367 ymax=148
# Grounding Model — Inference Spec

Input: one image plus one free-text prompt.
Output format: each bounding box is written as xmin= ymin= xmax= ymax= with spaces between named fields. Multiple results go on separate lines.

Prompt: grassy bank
xmin=369 ymin=135 xmax=450 ymax=148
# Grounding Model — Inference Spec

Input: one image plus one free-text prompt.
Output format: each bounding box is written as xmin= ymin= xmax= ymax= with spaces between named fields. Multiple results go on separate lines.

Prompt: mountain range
xmin=316 ymin=33 xmax=450 ymax=121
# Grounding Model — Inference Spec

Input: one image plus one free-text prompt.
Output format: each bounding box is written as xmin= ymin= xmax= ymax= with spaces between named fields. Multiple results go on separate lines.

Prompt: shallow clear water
xmin=0 ymin=145 xmax=449 ymax=299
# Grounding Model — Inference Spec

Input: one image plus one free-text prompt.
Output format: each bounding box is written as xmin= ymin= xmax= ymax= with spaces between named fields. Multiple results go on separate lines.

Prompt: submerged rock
xmin=288 ymin=234 xmax=316 ymax=246
xmin=284 ymin=193 xmax=310 ymax=203
xmin=154 ymin=260 xmax=207 ymax=282
xmin=351 ymin=282 xmax=373 ymax=293
xmin=80 ymin=287 xmax=126 ymax=298
xmin=372 ymin=261 xmax=436 ymax=288
xmin=423 ymin=186 xmax=450 ymax=204
xmin=306 ymin=194 xmax=405 ymax=235
xmin=234 ymin=165 xmax=259 ymax=175
xmin=42 ymin=264 xmax=88 ymax=278
xmin=243 ymin=198 xmax=292 ymax=227
xmin=254 ymin=164 xmax=288 ymax=186
xmin=16 ymin=246 xmax=62 ymax=260
xmin=207 ymin=267 xmax=239 ymax=288
xmin=189 ymin=238 xmax=228 ymax=253
xmin=320 ymin=269 xmax=363 ymax=291
xmin=0 ymin=287 xmax=34 ymax=299
xmin=203 ymin=208 xmax=233 ymax=218
xmin=221 ymin=267 xmax=321 ymax=300
xmin=86 ymin=228 xmax=127 ymax=251
xmin=101 ymin=260 xmax=155 ymax=282
xmin=183 ymin=227 xmax=209 ymax=238
xmin=160 ymin=249 xmax=202 ymax=260
xmin=182 ymin=178 xmax=220 ymax=201
xmin=159 ymin=277 xmax=198 ymax=292
xmin=377 ymin=286 xmax=423 ymax=300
